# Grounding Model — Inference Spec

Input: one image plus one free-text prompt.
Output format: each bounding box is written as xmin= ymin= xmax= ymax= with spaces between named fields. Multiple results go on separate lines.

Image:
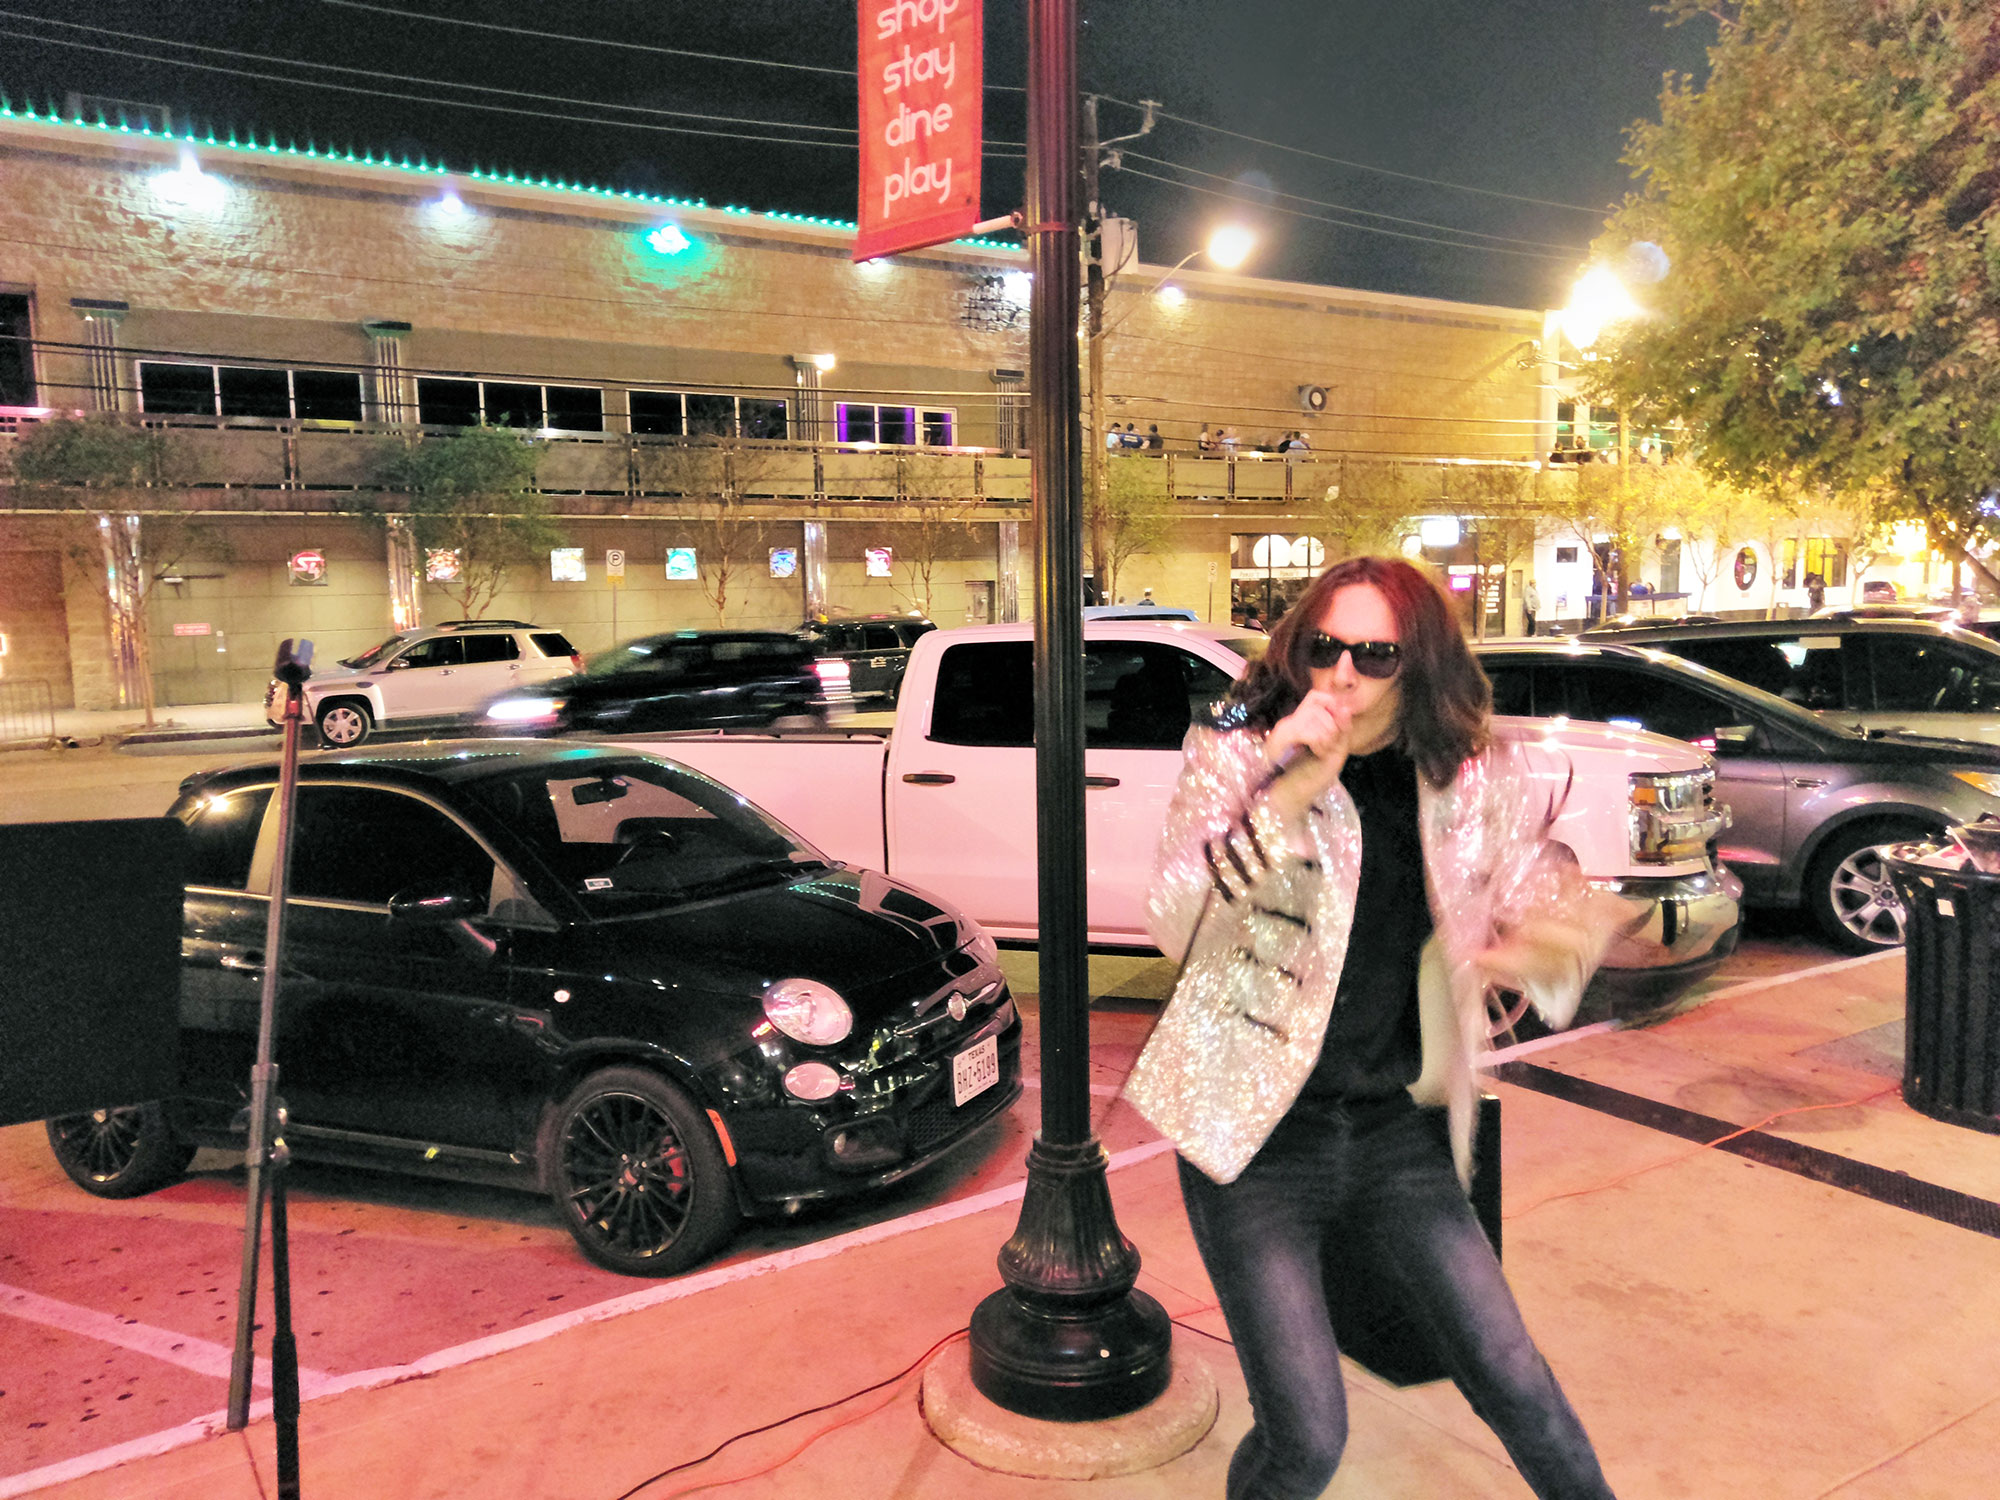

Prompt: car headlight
xmin=763 ymin=978 xmax=853 ymax=1045
xmin=486 ymin=696 xmax=563 ymax=723
xmin=1951 ymin=770 xmax=2000 ymax=798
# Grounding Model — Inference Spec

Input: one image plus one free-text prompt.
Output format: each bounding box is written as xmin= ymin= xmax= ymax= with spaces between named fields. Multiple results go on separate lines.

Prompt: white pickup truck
xmin=633 ymin=621 xmax=1742 ymax=1006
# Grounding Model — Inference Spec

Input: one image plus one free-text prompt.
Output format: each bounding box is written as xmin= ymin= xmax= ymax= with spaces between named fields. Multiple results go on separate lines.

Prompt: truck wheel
xmin=1806 ymin=821 xmax=1930 ymax=953
xmin=316 ymin=698 xmax=373 ymax=748
xmin=46 ymin=1103 xmax=195 ymax=1198
xmin=546 ymin=1067 xmax=739 ymax=1276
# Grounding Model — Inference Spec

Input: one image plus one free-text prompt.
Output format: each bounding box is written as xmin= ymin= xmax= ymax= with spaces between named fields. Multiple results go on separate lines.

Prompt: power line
xmin=1095 ymin=93 xmax=1612 ymax=216
xmin=1116 ymin=165 xmax=1578 ymax=263
xmin=0 ymin=8 xmax=858 ymax=136
xmin=319 ymin=0 xmax=1029 ymax=92
xmin=1120 ymin=150 xmax=1589 ymax=253
xmin=0 ymin=27 xmax=1026 ymax=158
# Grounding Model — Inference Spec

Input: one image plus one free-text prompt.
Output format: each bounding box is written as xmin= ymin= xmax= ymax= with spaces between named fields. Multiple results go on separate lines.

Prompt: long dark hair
xmin=1231 ymin=555 xmax=1490 ymax=786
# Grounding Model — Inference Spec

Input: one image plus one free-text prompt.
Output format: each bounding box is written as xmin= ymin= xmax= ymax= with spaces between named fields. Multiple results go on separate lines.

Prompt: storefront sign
xmin=172 ymin=622 xmax=212 ymax=637
xmin=287 ymin=549 xmax=327 ymax=586
xmin=856 ymin=0 xmax=982 ymax=261
xmin=865 ymin=546 xmax=894 ymax=578
xmin=425 ymin=548 xmax=462 ymax=583
xmin=666 ymin=547 xmax=698 ymax=581
xmin=770 ymin=547 xmax=798 ymax=579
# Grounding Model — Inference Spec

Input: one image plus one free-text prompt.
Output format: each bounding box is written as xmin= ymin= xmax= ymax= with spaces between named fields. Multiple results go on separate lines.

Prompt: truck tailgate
xmin=616 ymin=731 xmax=892 ymax=871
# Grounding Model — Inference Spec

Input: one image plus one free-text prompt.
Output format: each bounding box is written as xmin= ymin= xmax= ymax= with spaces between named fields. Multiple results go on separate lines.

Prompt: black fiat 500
xmin=45 ymin=742 xmax=1020 ymax=1276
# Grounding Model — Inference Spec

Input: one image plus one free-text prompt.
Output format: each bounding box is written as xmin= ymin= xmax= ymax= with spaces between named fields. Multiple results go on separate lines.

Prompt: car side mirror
xmin=1712 ymin=724 xmax=1756 ymax=756
xmin=388 ymin=884 xmax=488 ymax=925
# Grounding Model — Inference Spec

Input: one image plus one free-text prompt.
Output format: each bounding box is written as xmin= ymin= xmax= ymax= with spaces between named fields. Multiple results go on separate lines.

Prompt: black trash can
xmin=1885 ymin=843 xmax=2000 ymax=1134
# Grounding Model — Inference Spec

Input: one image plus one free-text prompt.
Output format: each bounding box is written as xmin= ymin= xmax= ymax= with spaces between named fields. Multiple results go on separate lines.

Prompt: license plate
xmin=951 ymin=1034 xmax=1000 ymax=1107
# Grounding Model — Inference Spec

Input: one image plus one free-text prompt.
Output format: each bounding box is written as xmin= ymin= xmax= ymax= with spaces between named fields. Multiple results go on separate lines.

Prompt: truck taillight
xmin=569 ymin=653 xmax=585 ymax=672
xmin=1629 ymin=768 xmax=1728 ymax=865
xmin=814 ymin=659 xmax=851 ymax=688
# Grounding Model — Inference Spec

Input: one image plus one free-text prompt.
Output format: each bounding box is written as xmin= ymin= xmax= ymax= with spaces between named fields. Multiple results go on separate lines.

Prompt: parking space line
xmin=1693 ymin=947 xmax=1898 ymax=1002
xmin=0 ymin=1280 xmax=330 ymax=1391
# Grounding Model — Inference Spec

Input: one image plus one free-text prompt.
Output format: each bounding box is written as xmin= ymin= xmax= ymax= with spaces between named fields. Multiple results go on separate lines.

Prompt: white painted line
xmin=1479 ymin=1018 xmax=1624 ymax=1068
xmin=1020 ymin=1074 xmax=1126 ymax=1097
xmin=3 ymin=1136 xmax=1180 ymax=1496
xmin=0 ymin=1281 xmax=330 ymax=1392
xmin=1694 ymin=947 xmax=1898 ymax=1004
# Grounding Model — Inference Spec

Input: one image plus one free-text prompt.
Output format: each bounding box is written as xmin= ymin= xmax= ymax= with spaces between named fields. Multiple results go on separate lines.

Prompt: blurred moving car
xmin=1581 ymin=612 xmax=1724 ymax=634
xmin=1575 ymin=616 xmax=2000 ymax=745
xmin=41 ymin=743 xmax=1021 ymax=1275
xmin=270 ymin=620 xmax=582 ymax=748
xmin=484 ymin=630 xmax=827 ymax=735
xmin=798 ymin=614 xmax=935 ymax=706
xmin=1475 ymin=639 xmax=2000 ymax=951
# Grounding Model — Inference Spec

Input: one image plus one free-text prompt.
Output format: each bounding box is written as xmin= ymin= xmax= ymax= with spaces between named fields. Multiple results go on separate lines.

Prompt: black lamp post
xmin=965 ymin=0 xmax=1173 ymax=1422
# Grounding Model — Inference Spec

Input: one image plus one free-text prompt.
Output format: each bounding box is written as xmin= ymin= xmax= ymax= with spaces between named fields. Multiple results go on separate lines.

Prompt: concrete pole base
xmin=922 ymin=1332 xmax=1218 ymax=1479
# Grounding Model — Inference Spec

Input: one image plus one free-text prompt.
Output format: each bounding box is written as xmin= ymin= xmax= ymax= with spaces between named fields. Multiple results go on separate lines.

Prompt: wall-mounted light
xmin=646 ymin=223 xmax=692 ymax=256
xmin=435 ymin=183 xmax=467 ymax=216
xmin=811 ymin=352 xmax=837 ymax=373
xmin=1419 ymin=515 xmax=1462 ymax=549
xmin=154 ymin=147 xmax=226 ymax=212
xmin=1156 ymin=285 xmax=1187 ymax=308
xmin=1001 ymin=271 xmax=1031 ymax=308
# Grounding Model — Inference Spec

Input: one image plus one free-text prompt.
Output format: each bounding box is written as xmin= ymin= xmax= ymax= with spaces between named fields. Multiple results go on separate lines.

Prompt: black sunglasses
xmin=1307 ymin=632 xmax=1402 ymax=678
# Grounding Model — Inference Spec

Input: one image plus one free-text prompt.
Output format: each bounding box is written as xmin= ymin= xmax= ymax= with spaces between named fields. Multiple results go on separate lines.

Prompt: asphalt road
xmin=0 ymin=733 xmax=1840 ymax=1490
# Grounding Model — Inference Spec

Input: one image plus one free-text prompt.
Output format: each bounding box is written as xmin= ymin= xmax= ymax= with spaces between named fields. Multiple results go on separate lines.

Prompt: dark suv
xmin=483 ymin=630 xmax=827 ymax=735
xmin=801 ymin=615 xmax=936 ymax=706
xmin=1578 ymin=616 xmax=2000 ymax=747
xmin=1474 ymin=640 xmax=2000 ymax=952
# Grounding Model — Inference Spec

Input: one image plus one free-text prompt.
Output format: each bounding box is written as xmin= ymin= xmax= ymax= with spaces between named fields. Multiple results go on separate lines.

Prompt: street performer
xmin=1126 ymin=554 xmax=1621 ymax=1499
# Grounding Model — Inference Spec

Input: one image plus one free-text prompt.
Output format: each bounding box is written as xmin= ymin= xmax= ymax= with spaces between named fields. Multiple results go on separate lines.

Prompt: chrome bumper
xmin=1585 ymin=863 xmax=1745 ymax=1009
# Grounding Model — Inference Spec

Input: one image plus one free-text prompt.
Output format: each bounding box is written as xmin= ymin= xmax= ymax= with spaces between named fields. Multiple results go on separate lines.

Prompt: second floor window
xmin=138 ymin=361 xmax=365 ymax=422
xmin=835 ymin=403 xmax=955 ymax=446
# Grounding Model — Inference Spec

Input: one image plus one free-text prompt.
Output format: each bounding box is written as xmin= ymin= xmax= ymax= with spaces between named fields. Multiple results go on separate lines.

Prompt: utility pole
xmin=1083 ymin=95 xmax=1108 ymax=605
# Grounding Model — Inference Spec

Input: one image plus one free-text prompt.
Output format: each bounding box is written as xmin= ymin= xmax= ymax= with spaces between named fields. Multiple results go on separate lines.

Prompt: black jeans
xmin=1178 ymin=1098 xmax=1616 ymax=1500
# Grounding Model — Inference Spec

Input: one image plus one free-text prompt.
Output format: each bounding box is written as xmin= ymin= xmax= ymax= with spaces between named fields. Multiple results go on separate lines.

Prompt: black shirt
xmin=1299 ymin=745 xmax=1432 ymax=1103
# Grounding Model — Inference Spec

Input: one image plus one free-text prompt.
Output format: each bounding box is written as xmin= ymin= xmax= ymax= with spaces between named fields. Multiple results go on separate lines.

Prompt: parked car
xmin=1081 ymin=604 xmax=1202 ymax=621
xmin=1473 ymin=639 xmax=2000 ymax=951
xmin=1860 ymin=580 xmax=1900 ymax=603
xmin=483 ymin=630 xmax=827 ymax=735
xmin=799 ymin=614 xmax=935 ymax=706
xmin=41 ymin=742 xmax=1021 ymax=1275
xmin=271 ymin=619 xmax=582 ymax=748
xmin=624 ymin=621 xmax=1744 ymax=1008
xmin=1575 ymin=616 xmax=2000 ymax=745
xmin=1582 ymin=612 xmax=1724 ymax=634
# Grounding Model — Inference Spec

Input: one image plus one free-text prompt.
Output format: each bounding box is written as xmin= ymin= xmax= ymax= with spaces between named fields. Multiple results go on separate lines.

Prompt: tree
xmin=1445 ymin=466 xmax=1546 ymax=639
xmin=1094 ymin=454 xmax=1177 ymax=603
xmin=6 ymin=415 xmax=228 ymax=726
xmin=635 ymin=436 xmax=772 ymax=625
xmin=1588 ymin=0 xmax=2000 ymax=586
xmin=886 ymin=454 xmax=981 ymax=619
xmin=378 ymin=426 xmax=560 ymax=620
xmin=1541 ymin=462 xmax=1688 ymax=619
xmin=1302 ymin=461 xmax=1423 ymax=561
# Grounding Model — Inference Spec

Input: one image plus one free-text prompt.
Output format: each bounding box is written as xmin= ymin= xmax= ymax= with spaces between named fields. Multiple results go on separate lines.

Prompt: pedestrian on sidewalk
xmin=1127 ymin=554 xmax=1620 ymax=1500
xmin=1523 ymin=576 xmax=1540 ymax=636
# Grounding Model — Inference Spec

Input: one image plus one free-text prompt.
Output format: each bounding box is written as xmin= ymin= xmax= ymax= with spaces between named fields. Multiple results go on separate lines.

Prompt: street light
xmin=1559 ymin=265 xmax=1639 ymax=353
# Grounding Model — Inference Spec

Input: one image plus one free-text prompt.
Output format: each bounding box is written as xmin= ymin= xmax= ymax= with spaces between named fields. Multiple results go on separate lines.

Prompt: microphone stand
xmin=226 ymin=638 xmax=312 ymax=1499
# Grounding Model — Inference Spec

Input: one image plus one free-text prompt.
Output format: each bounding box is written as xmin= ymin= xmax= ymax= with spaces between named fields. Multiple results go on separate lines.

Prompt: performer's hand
xmin=1264 ymin=690 xmax=1351 ymax=823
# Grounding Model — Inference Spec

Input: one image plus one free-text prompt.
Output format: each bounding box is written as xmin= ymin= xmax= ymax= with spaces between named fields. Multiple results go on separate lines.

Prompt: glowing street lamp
xmin=1560 ymin=265 xmax=1640 ymax=352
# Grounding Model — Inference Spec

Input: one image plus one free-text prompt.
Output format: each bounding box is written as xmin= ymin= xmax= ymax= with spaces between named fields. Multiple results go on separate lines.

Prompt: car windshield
xmin=1214 ymin=635 xmax=1267 ymax=669
xmin=1622 ymin=647 xmax=1865 ymax=741
xmin=342 ymin=633 xmax=410 ymax=669
xmin=462 ymin=756 xmax=829 ymax=913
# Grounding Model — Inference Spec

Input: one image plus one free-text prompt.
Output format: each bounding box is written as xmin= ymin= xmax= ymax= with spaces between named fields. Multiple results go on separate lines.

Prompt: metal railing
xmin=0 ymin=678 xmax=56 ymax=747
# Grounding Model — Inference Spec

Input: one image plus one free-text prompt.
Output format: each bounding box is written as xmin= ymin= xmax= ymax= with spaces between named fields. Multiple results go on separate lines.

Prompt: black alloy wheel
xmin=1807 ymin=820 xmax=1931 ymax=954
xmin=45 ymin=1103 xmax=196 ymax=1198
xmin=548 ymin=1067 xmax=738 ymax=1276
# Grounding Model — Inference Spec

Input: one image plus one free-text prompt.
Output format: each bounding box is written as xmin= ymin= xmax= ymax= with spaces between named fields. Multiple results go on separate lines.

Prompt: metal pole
xmin=967 ymin=0 xmax=1171 ymax=1421
xmin=1083 ymin=95 xmax=1109 ymax=604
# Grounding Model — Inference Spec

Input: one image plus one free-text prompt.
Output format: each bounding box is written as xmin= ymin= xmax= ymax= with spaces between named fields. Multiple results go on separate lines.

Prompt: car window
xmin=397 ymin=636 xmax=467 ymax=670
xmin=460 ymin=633 xmax=521 ymax=665
xmin=712 ymin=638 xmax=800 ymax=665
xmin=460 ymin=759 xmax=817 ymax=914
xmin=289 ymin=786 xmax=495 ymax=905
xmin=898 ymin=622 xmax=936 ymax=646
xmin=862 ymin=625 xmax=901 ymax=651
xmin=1668 ymin=638 xmax=1803 ymax=700
xmin=1867 ymin=636 xmax=2000 ymax=712
xmin=344 ymin=633 xmax=410 ymax=670
xmin=1088 ymin=643 xmax=1234 ymax=750
xmin=530 ymin=631 xmax=576 ymax=659
xmin=1768 ymin=635 xmax=1850 ymax=709
xmin=930 ymin=642 xmax=1035 ymax=746
xmin=1484 ymin=663 xmax=1533 ymax=716
xmin=179 ymin=786 xmax=273 ymax=889
xmin=1561 ymin=664 xmax=1737 ymax=748
xmin=588 ymin=638 xmax=695 ymax=678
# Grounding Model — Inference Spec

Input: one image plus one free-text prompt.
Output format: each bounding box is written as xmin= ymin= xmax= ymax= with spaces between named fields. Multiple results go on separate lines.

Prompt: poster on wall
xmin=1734 ymin=547 xmax=1758 ymax=591
xmin=550 ymin=547 xmax=586 ymax=582
xmin=287 ymin=549 xmax=327 ymax=586
xmin=666 ymin=547 xmax=699 ymax=580
xmin=865 ymin=546 xmax=894 ymax=578
xmin=769 ymin=547 xmax=798 ymax=579
xmin=425 ymin=548 xmax=462 ymax=583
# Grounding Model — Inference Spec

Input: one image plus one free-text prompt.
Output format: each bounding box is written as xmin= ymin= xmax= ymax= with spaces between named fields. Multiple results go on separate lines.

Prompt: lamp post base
xmin=967 ymin=1136 xmax=1174 ymax=1421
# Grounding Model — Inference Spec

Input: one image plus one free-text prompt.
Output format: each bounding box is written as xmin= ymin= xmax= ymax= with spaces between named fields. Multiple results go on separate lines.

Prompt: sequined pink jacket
xmin=1127 ymin=716 xmax=1606 ymax=1185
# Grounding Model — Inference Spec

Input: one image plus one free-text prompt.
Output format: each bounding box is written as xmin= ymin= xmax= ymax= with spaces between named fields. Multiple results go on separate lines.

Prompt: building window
xmin=1803 ymin=537 xmax=1849 ymax=589
xmin=137 ymin=361 xmax=363 ymax=422
xmin=639 ymin=391 xmax=787 ymax=440
xmin=0 ymin=292 xmax=35 ymax=406
xmin=629 ymin=391 xmax=684 ymax=436
xmin=413 ymin=377 xmax=605 ymax=432
xmin=835 ymin=403 xmax=955 ymax=446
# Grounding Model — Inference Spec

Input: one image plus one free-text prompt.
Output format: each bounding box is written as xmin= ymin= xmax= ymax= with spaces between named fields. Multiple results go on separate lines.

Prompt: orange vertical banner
xmin=856 ymin=0 xmax=983 ymax=261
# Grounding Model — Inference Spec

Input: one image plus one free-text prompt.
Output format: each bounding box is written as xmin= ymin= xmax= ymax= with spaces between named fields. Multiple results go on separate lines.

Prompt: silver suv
xmin=268 ymin=620 xmax=581 ymax=747
xmin=1474 ymin=640 xmax=2000 ymax=952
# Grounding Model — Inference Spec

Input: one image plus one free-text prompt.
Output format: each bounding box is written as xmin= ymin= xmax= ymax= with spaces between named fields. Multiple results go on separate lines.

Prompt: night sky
xmin=2 ymin=0 xmax=1713 ymax=311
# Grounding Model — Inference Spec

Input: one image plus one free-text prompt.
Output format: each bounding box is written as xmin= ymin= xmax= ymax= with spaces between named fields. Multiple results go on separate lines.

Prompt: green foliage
xmin=378 ymin=426 xmax=562 ymax=619
xmin=1096 ymin=455 xmax=1177 ymax=602
xmin=1591 ymin=0 xmax=2000 ymax=577
xmin=1305 ymin=462 xmax=1424 ymax=560
xmin=9 ymin=413 xmax=190 ymax=489
xmin=888 ymin=455 xmax=981 ymax=618
xmin=633 ymin=436 xmax=771 ymax=624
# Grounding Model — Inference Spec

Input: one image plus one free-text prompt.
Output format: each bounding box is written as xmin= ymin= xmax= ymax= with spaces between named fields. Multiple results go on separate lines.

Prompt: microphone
xmin=1256 ymin=741 xmax=1317 ymax=793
